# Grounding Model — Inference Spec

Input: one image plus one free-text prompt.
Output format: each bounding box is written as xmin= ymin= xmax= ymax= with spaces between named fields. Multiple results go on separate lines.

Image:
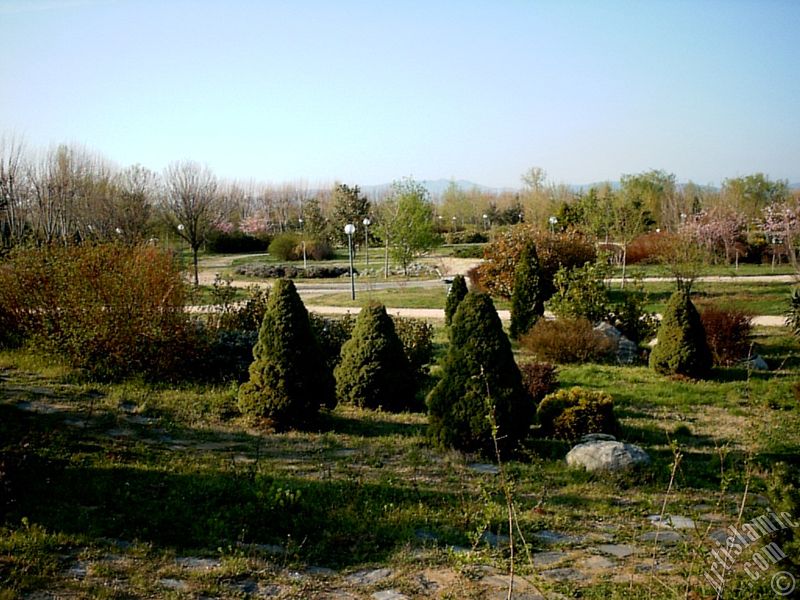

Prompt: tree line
xmin=2 ymin=135 xmax=797 ymax=278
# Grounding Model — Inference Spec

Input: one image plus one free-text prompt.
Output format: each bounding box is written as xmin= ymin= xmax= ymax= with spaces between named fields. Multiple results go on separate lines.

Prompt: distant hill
xmin=362 ymin=179 xmax=516 ymax=198
xmin=362 ymin=178 xmax=800 ymax=198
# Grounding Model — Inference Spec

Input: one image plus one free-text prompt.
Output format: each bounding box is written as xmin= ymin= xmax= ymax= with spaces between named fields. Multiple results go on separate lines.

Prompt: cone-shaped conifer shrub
xmin=427 ymin=292 xmax=533 ymax=454
xmin=334 ymin=303 xmax=415 ymax=411
xmin=238 ymin=279 xmax=334 ymax=428
xmin=509 ymin=241 xmax=543 ymax=339
xmin=649 ymin=289 xmax=712 ymax=378
xmin=444 ymin=274 xmax=468 ymax=326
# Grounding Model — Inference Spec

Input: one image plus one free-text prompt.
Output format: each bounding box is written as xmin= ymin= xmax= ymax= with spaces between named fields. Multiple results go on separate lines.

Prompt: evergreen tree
xmin=238 ymin=279 xmax=334 ymax=428
xmin=649 ymin=290 xmax=712 ymax=378
xmin=444 ymin=274 xmax=468 ymax=326
xmin=509 ymin=241 xmax=543 ymax=338
xmin=427 ymin=292 xmax=533 ymax=454
xmin=334 ymin=303 xmax=415 ymax=411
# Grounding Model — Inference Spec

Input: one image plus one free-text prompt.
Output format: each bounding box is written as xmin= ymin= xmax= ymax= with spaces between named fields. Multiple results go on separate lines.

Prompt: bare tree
xmin=0 ymin=135 xmax=28 ymax=246
xmin=161 ymin=161 xmax=220 ymax=286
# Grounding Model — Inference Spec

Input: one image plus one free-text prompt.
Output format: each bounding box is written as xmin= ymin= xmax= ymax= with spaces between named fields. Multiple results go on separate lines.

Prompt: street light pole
xmin=299 ymin=217 xmax=307 ymax=270
xmin=362 ymin=217 xmax=370 ymax=274
xmin=344 ymin=223 xmax=356 ymax=300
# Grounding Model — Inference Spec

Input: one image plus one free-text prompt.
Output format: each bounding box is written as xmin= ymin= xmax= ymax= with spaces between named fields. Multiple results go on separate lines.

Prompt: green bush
xmin=334 ymin=303 xmax=416 ymax=411
xmin=392 ymin=316 xmax=434 ymax=380
xmin=444 ymin=230 xmax=488 ymax=244
xmin=520 ymin=317 xmax=615 ymax=364
xmin=548 ymin=262 xmax=610 ymax=323
xmin=537 ymin=387 xmax=618 ymax=441
xmin=786 ymin=288 xmax=800 ymax=337
xmin=309 ymin=313 xmax=356 ymax=371
xmin=206 ymin=229 xmax=270 ymax=253
xmin=268 ymin=233 xmax=301 ymax=261
xmin=427 ymin=292 xmax=533 ymax=454
xmin=509 ymin=241 xmax=543 ymax=339
xmin=519 ymin=362 xmax=558 ymax=405
xmin=238 ymin=279 xmax=334 ymax=428
xmin=609 ymin=283 xmax=659 ymax=344
xmin=0 ymin=243 xmax=195 ymax=381
xmin=444 ymin=274 xmax=468 ymax=326
xmin=301 ymin=239 xmax=335 ymax=260
xmin=699 ymin=304 xmax=753 ymax=366
xmin=649 ymin=290 xmax=712 ymax=378
xmin=450 ymin=245 xmax=485 ymax=258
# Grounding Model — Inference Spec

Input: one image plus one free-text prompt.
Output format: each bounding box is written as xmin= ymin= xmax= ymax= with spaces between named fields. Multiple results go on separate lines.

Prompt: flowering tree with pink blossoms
xmin=681 ymin=207 xmax=747 ymax=267
xmin=762 ymin=199 xmax=800 ymax=271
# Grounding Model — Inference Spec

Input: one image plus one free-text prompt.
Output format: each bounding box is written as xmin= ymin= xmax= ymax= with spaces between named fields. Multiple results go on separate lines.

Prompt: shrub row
xmin=234 ymin=264 xmax=352 ymax=279
xmin=0 ymin=244 xmax=196 ymax=381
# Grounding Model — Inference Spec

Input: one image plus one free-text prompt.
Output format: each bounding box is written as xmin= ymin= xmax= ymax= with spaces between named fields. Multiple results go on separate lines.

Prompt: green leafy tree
xmin=722 ymin=173 xmax=790 ymax=221
xmin=334 ymin=303 xmax=415 ymax=411
xmin=331 ymin=183 xmax=370 ymax=246
xmin=238 ymin=279 xmax=334 ymax=428
xmin=509 ymin=241 xmax=543 ymax=339
xmin=444 ymin=274 xmax=468 ymax=326
xmin=387 ymin=178 xmax=440 ymax=275
xmin=548 ymin=262 xmax=610 ymax=323
xmin=427 ymin=292 xmax=533 ymax=454
xmin=609 ymin=187 xmax=655 ymax=288
xmin=649 ymin=290 xmax=712 ymax=378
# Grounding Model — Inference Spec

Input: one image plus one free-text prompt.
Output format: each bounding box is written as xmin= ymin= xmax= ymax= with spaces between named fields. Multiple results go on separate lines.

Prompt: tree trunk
xmin=192 ymin=245 xmax=200 ymax=286
xmin=620 ymin=245 xmax=627 ymax=290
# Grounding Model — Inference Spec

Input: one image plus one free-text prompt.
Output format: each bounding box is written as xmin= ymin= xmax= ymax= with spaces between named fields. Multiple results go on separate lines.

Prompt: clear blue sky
xmin=1 ymin=0 xmax=798 ymax=189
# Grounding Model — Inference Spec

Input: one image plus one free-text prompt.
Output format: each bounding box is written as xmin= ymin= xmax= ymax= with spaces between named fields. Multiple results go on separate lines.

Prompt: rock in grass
xmin=566 ymin=439 xmax=650 ymax=472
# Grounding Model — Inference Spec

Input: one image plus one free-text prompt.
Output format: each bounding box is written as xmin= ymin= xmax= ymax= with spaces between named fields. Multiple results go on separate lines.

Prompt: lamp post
xmin=344 ymin=223 xmax=356 ymax=300
xmin=362 ymin=217 xmax=370 ymax=274
xmin=548 ymin=216 xmax=557 ymax=234
xmin=451 ymin=215 xmax=457 ymax=233
xmin=482 ymin=213 xmax=489 ymax=230
xmin=299 ymin=217 xmax=307 ymax=270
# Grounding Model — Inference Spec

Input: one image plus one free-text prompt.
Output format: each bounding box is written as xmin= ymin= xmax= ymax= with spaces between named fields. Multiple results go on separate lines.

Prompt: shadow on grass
xmin=0 ymin=405 xmax=458 ymax=569
xmin=320 ymin=410 xmax=426 ymax=439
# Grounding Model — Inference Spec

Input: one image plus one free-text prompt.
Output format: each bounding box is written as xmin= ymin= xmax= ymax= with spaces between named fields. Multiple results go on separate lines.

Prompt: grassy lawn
xmin=1 ymin=321 xmax=799 ymax=598
xmin=613 ymin=262 xmax=798 ymax=278
xmin=613 ymin=280 xmax=795 ymax=316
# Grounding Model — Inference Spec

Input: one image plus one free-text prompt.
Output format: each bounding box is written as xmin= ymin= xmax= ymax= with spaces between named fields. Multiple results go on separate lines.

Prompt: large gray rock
xmin=594 ymin=322 xmax=638 ymax=364
xmin=566 ymin=439 xmax=650 ymax=472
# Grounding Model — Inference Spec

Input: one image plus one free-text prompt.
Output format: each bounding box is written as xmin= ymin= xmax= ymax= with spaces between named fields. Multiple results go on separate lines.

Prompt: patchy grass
xmin=1 ymin=326 xmax=799 ymax=598
xmin=608 ymin=279 xmax=795 ymax=315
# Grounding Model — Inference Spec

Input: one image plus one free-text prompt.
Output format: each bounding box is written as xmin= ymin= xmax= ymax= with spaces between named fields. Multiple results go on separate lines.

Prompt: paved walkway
xmin=303 ymin=305 xmax=787 ymax=327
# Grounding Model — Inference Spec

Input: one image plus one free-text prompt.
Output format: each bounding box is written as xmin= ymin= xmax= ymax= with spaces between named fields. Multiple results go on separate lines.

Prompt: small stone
xmin=415 ymin=529 xmax=439 ymax=542
xmin=127 ymin=415 xmax=157 ymax=426
xmin=539 ymin=567 xmax=586 ymax=582
xmin=106 ymin=428 xmax=134 ymax=437
xmin=371 ymin=591 xmax=408 ymax=600
xmin=743 ymin=355 xmax=769 ymax=371
xmin=647 ymin=514 xmax=696 ymax=530
xmin=533 ymin=530 xmax=583 ymax=545
xmin=468 ymin=463 xmax=500 ymax=475
xmin=595 ymin=544 xmax=638 ymax=558
xmin=346 ymin=568 xmax=393 ymax=586
xmin=175 ymin=556 xmax=222 ymax=570
xmin=580 ymin=555 xmax=616 ymax=569
xmin=481 ymin=530 xmax=510 ymax=548
xmin=66 ymin=561 xmax=88 ymax=579
xmin=638 ymin=530 xmax=682 ymax=545
xmin=159 ymin=578 xmax=189 ymax=590
xmin=708 ymin=529 xmax=729 ymax=544
xmin=306 ymin=566 xmax=336 ymax=576
xmin=566 ymin=440 xmax=650 ymax=472
xmin=636 ymin=561 xmax=675 ymax=573
xmin=533 ymin=551 xmax=567 ymax=567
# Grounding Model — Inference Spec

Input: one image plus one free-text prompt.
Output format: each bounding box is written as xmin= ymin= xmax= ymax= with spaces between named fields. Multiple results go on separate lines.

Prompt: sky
xmin=1 ymin=0 xmax=798 ymax=189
